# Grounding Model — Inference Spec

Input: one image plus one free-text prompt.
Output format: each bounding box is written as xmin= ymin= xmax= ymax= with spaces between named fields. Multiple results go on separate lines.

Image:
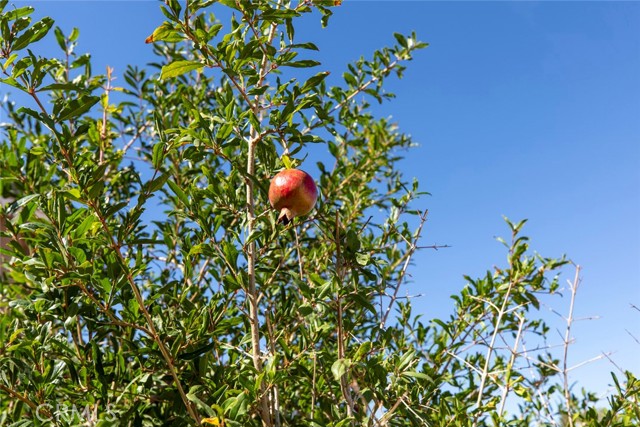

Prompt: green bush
xmin=0 ymin=1 xmax=637 ymax=426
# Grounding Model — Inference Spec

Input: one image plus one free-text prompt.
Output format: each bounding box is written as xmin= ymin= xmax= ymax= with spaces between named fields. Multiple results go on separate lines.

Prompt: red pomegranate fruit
xmin=268 ymin=169 xmax=318 ymax=225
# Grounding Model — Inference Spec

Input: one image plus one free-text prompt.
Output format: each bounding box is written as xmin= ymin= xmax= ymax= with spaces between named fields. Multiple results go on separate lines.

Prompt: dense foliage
xmin=0 ymin=1 xmax=637 ymax=426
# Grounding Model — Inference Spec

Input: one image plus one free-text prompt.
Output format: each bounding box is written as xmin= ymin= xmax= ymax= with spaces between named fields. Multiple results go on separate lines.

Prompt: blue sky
xmin=6 ymin=0 xmax=639 ymax=398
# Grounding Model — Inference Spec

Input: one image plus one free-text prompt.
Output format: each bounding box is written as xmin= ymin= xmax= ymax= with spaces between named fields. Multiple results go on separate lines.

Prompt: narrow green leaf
xmin=145 ymin=173 xmax=169 ymax=193
xmin=12 ymin=17 xmax=54 ymax=51
xmin=167 ymin=179 xmax=189 ymax=205
xmin=179 ymin=341 xmax=216 ymax=360
xmin=5 ymin=6 xmax=34 ymax=21
xmin=160 ymin=60 xmax=202 ymax=80
xmin=394 ymin=32 xmax=408 ymax=48
xmin=55 ymin=95 xmax=100 ymax=122
xmin=187 ymin=390 xmax=217 ymax=417
xmin=401 ymin=371 xmax=433 ymax=382
xmin=69 ymin=27 xmax=79 ymax=42
xmin=0 ymin=76 xmax=27 ymax=91
xmin=301 ymin=71 xmax=329 ymax=93
xmin=283 ymin=60 xmax=320 ymax=68
xmin=38 ymin=82 xmax=82 ymax=92
xmin=152 ymin=142 xmax=165 ymax=169
xmin=54 ymin=26 xmax=65 ymax=51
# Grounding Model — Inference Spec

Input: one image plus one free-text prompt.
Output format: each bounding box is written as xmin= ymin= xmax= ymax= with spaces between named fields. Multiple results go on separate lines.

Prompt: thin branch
xmin=567 ymin=353 xmax=607 ymax=372
xmin=0 ymin=384 xmax=39 ymax=412
xmin=497 ymin=314 xmax=525 ymax=417
xmin=377 ymin=393 xmax=408 ymax=426
xmin=561 ymin=265 xmax=581 ymax=427
xmin=380 ymin=210 xmax=428 ymax=329
xmin=520 ymin=341 xmax=560 ymax=427
xmin=301 ymin=59 xmax=401 ymax=136
xmin=626 ymin=329 xmax=640 ymax=346
xmin=24 ymin=81 xmax=201 ymax=425
xmin=245 ymin=137 xmax=271 ymax=426
xmin=472 ymin=237 xmax=519 ymax=427
xmin=602 ymin=352 xmax=625 ymax=375
xmin=335 ymin=211 xmax=356 ymax=419
xmin=444 ymin=350 xmax=483 ymax=375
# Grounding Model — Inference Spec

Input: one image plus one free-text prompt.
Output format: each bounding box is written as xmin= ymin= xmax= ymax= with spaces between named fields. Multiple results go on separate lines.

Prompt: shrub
xmin=0 ymin=1 xmax=637 ymax=426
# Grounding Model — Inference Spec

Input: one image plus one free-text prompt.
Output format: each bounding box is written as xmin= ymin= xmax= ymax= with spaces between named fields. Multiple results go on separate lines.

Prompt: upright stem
xmin=334 ymin=212 xmax=355 ymax=418
xmin=562 ymin=265 xmax=581 ymax=427
xmin=497 ymin=314 xmax=525 ymax=417
xmin=472 ymin=274 xmax=516 ymax=427
xmin=246 ymin=139 xmax=271 ymax=426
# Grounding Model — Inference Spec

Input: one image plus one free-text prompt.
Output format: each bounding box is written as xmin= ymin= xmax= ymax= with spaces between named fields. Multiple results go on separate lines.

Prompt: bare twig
xmin=561 ymin=265 xmax=581 ymax=427
xmin=377 ymin=393 xmax=408 ymax=426
xmin=521 ymin=339 xmax=560 ymax=426
xmin=380 ymin=210 xmax=428 ymax=329
xmin=626 ymin=329 xmax=640 ymax=346
xmin=472 ymin=242 xmax=519 ymax=426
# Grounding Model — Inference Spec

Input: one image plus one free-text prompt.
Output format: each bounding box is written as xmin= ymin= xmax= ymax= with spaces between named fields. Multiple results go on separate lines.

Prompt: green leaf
xmin=335 ymin=418 xmax=356 ymax=427
xmin=298 ymin=304 xmax=313 ymax=316
xmin=160 ymin=60 xmax=203 ymax=80
xmin=179 ymin=341 xmax=216 ymax=360
xmin=4 ymin=6 xmax=34 ymax=21
xmin=282 ymin=60 xmax=320 ymax=68
xmin=1 ymin=53 xmax=18 ymax=71
xmin=281 ymin=155 xmax=292 ymax=170
xmin=167 ymin=179 xmax=189 ymax=205
xmin=145 ymin=21 xmax=184 ymax=44
xmin=331 ymin=358 xmax=351 ymax=381
xmin=355 ymin=253 xmax=370 ymax=266
xmin=217 ymin=0 xmax=240 ymax=10
xmin=12 ymin=17 xmax=54 ymax=51
xmin=29 ymin=145 xmax=46 ymax=156
xmin=301 ymin=71 xmax=329 ymax=93
xmin=187 ymin=389 xmax=218 ymax=417
xmin=145 ymin=173 xmax=169 ymax=193
xmin=10 ymin=194 xmax=40 ymax=212
xmin=348 ymin=292 xmax=376 ymax=315
xmin=38 ymin=82 xmax=82 ymax=92
xmin=401 ymin=371 xmax=433 ymax=382
xmin=54 ymin=26 xmax=66 ymax=51
xmin=290 ymin=42 xmax=319 ymax=51
xmin=55 ymin=95 xmax=100 ymax=122
xmin=394 ymin=32 xmax=408 ymax=48
xmin=0 ymin=76 xmax=27 ymax=91
xmin=69 ymin=27 xmax=79 ymax=42
xmin=353 ymin=341 xmax=372 ymax=361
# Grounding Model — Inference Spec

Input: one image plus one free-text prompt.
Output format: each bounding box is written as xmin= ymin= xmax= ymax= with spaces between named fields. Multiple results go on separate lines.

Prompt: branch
xmin=301 ymin=59 xmax=402 ymax=136
xmin=561 ymin=265 xmax=581 ymax=427
xmin=380 ymin=210 xmax=428 ymax=329
xmin=472 ymin=238 xmax=520 ymax=427
xmin=25 ymin=85 xmax=201 ymax=425
xmin=335 ymin=211 xmax=356 ymax=418
xmin=497 ymin=314 xmax=525 ymax=417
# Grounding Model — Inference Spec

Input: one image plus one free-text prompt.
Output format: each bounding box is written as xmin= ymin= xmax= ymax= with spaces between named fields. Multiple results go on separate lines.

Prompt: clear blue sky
xmin=7 ymin=0 xmax=639 ymax=397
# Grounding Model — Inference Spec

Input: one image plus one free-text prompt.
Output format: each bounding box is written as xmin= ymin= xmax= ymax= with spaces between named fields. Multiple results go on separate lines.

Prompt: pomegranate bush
xmin=0 ymin=1 xmax=637 ymax=426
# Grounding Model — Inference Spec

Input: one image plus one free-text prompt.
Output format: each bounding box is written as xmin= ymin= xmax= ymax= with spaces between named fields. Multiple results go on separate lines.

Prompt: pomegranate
xmin=268 ymin=169 xmax=318 ymax=225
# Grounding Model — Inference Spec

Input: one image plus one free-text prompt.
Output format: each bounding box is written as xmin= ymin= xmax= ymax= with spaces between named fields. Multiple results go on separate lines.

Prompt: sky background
xmin=4 ymin=0 xmax=639 ymax=400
